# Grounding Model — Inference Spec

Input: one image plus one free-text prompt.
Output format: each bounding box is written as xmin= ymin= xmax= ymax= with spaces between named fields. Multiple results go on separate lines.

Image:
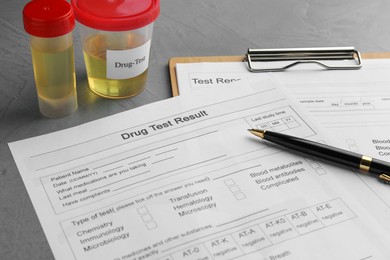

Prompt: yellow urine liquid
xmin=31 ymin=45 xmax=77 ymax=118
xmin=83 ymin=34 xmax=148 ymax=99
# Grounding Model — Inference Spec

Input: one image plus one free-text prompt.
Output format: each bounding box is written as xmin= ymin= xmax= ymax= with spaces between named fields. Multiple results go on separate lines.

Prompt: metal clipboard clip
xmin=246 ymin=47 xmax=362 ymax=72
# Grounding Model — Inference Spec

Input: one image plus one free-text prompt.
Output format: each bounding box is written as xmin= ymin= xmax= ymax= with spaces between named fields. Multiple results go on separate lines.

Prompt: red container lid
xmin=71 ymin=0 xmax=160 ymax=31
xmin=23 ymin=0 xmax=75 ymax=38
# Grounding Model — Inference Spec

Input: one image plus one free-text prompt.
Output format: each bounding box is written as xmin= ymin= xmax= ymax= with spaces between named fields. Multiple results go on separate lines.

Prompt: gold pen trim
xmin=359 ymin=155 xmax=372 ymax=172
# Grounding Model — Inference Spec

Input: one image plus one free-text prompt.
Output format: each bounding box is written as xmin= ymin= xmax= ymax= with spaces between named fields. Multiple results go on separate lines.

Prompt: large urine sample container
xmin=71 ymin=0 xmax=160 ymax=99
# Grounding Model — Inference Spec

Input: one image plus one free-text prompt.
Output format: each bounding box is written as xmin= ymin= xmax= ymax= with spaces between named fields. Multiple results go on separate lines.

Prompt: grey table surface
xmin=1 ymin=0 xmax=390 ymax=259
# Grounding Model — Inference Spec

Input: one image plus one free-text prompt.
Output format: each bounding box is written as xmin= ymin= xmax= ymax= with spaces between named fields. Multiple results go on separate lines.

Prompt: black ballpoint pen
xmin=248 ymin=129 xmax=390 ymax=184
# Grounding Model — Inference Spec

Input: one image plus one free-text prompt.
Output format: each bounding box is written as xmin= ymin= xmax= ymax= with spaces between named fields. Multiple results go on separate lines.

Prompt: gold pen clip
xmin=379 ymin=173 xmax=390 ymax=184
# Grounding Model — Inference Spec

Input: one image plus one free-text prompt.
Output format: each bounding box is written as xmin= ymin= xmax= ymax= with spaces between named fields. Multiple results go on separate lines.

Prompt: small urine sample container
xmin=71 ymin=0 xmax=160 ymax=99
xmin=23 ymin=0 xmax=78 ymax=118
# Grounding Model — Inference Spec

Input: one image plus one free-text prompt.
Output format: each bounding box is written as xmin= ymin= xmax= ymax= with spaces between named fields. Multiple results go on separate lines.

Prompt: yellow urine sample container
xmin=72 ymin=0 xmax=160 ymax=99
xmin=23 ymin=0 xmax=78 ymax=118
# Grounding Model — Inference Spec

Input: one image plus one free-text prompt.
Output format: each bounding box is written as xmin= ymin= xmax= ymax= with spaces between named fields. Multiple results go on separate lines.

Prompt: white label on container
xmin=106 ymin=40 xmax=151 ymax=80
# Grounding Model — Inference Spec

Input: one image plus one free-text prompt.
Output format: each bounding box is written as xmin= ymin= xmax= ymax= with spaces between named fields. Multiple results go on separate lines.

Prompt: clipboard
xmin=169 ymin=47 xmax=390 ymax=97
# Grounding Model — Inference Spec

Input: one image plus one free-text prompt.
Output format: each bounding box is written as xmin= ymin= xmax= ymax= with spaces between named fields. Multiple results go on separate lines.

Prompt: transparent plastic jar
xmin=23 ymin=0 xmax=78 ymax=118
xmin=71 ymin=0 xmax=160 ymax=99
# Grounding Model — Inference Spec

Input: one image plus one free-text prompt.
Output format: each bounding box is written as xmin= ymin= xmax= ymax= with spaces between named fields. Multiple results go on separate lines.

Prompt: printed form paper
xmin=9 ymin=85 xmax=390 ymax=260
xmin=176 ymin=59 xmax=390 ymax=213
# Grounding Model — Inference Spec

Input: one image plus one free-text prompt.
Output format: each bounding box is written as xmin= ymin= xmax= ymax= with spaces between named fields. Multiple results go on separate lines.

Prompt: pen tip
xmin=248 ymin=129 xmax=266 ymax=139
